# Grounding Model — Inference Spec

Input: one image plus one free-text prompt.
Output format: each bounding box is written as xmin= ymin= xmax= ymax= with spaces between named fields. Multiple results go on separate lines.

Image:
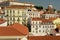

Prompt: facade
xmin=0 ymin=7 xmax=6 ymax=19
xmin=3 ymin=1 xmax=35 ymax=26
xmin=27 ymin=10 xmax=40 ymax=32
xmin=45 ymin=4 xmax=56 ymax=14
xmin=0 ymin=18 xmax=7 ymax=26
xmin=27 ymin=10 xmax=40 ymax=18
xmin=43 ymin=14 xmax=59 ymax=19
xmin=0 ymin=13 xmax=6 ymax=19
xmin=30 ymin=18 xmax=57 ymax=36
xmin=4 ymin=7 xmax=28 ymax=25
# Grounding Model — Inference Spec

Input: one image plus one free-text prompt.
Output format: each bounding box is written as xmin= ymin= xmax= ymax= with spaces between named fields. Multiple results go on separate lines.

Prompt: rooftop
xmin=5 ymin=5 xmax=34 ymax=9
xmin=28 ymin=36 xmax=60 ymax=40
xmin=0 ymin=23 xmax=29 ymax=36
xmin=32 ymin=18 xmax=57 ymax=23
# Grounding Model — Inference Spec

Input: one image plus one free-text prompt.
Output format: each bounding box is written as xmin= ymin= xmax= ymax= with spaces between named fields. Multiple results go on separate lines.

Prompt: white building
xmin=0 ymin=1 xmax=35 ymax=26
xmin=27 ymin=10 xmax=40 ymax=18
xmin=42 ymin=14 xmax=59 ymax=19
xmin=30 ymin=18 xmax=56 ymax=36
xmin=0 ymin=18 xmax=7 ymax=26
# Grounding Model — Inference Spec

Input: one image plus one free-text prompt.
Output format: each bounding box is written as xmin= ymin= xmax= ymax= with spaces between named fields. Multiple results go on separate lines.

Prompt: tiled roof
xmin=0 ymin=18 xmax=6 ymax=24
xmin=0 ymin=23 xmax=29 ymax=36
xmin=32 ymin=18 xmax=57 ymax=23
xmin=28 ymin=36 xmax=60 ymax=40
xmin=5 ymin=5 xmax=34 ymax=9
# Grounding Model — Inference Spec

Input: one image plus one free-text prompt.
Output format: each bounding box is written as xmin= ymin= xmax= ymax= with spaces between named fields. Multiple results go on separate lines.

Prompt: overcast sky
xmin=19 ymin=0 xmax=60 ymax=10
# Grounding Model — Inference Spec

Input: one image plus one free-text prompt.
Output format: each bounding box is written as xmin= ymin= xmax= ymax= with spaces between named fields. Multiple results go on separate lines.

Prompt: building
xmin=0 ymin=1 xmax=35 ymax=26
xmin=0 ymin=7 xmax=6 ymax=19
xmin=45 ymin=4 xmax=56 ymax=14
xmin=0 ymin=1 xmax=40 ymax=26
xmin=30 ymin=18 xmax=57 ymax=36
xmin=42 ymin=14 xmax=59 ymax=19
xmin=40 ymin=4 xmax=59 ymax=19
xmin=53 ymin=18 xmax=60 ymax=24
xmin=0 ymin=18 xmax=7 ymax=26
xmin=27 ymin=10 xmax=40 ymax=32
xmin=27 ymin=10 xmax=40 ymax=18
xmin=0 ymin=23 xmax=28 ymax=40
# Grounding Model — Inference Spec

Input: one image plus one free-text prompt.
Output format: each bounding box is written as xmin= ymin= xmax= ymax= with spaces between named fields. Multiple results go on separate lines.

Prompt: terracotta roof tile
xmin=32 ymin=18 xmax=57 ymax=23
xmin=5 ymin=5 xmax=33 ymax=9
xmin=28 ymin=36 xmax=60 ymax=40
xmin=12 ymin=23 xmax=29 ymax=35
xmin=0 ymin=23 xmax=29 ymax=36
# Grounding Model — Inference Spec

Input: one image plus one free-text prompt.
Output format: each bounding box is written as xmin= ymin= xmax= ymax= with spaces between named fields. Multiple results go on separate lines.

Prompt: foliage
xmin=34 ymin=6 xmax=43 ymax=10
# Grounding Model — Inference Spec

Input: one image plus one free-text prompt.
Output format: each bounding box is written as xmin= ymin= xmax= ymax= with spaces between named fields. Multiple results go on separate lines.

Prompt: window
xmin=50 ymin=26 xmax=54 ymax=28
xmin=33 ymin=13 xmax=34 ymax=16
xmin=28 ymin=9 xmax=31 ymax=11
xmin=29 ymin=14 xmax=32 ymax=15
xmin=51 ymin=25 xmax=54 ymax=28
xmin=10 ymin=10 xmax=12 ymax=13
xmin=39 ymin=22 xmax=41 ymax=24
xmin=36 ymin=31 xmax=38 ymax=33
xmin=36 ymin=25 xmax=38 ymax=28
xmin=7 ymin=23 xmax=9 ymax=25
xmin=48 ymin=30 xmax=49 ymax=32
xmin=10 ymin=22 xmax=12 ymax=25
xmin=36 ymin=22 xmax=37 ymax=24
xmin=1 ymin=16 xmax=3 ymax=18
xmin=33 ymin=21 xmax=34 ymax=24
xmin=33 ymin=25 xmax=34 ymax=28
xmin=10 ymin=10 xmax=12 ymax=16
xmin=13 ymin=18 xmax=15 ymax=21
xmin=13 ymin=10 xmax=15 ymax=13
xmin=48 ymin=26 xmax=50 ymax=28
xmin=50 ymin=26 xmax=51 ymax=28
xmin=10 ymin=17 xmax=12 ymax=20
xmin=17 ymin=17 xmax=20 ymax=22
xmin=45 ymin=26 xmax=47 ymax=28
xmin=39 ymin=25 xmax=41 ymax=28
xmin=18 ymin=10 xmax=19 ymax=14
xmin=35 ymin=27 xmax=38 ymax=30
xmin=7 ymin=10 xmax=9 ymax=13
xmin=39 ymin=30 xmax=41 ymax=32
xmin=33 ymin=31 xmax=34 ymax=33
xmin=43 ymin=30 xmax=44 ymax=32
xmin=43 ymin=26 xmax=44 ymax=28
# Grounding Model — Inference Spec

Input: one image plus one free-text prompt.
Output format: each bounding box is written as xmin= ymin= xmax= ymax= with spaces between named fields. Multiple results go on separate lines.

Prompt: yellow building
xmin=53 ymin=18 xmax=60 ymax=24
xmin=4 ymin=4 xmax=34 ymax=25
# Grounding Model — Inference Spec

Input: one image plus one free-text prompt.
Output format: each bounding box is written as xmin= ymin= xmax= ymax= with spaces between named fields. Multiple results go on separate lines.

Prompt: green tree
xmin=34 ymin=6 xmax=43 ymax=10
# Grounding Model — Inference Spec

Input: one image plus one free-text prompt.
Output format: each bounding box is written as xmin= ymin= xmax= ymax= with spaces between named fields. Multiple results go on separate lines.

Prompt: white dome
xmin=48 ymin=5 xmax=53 ymax=8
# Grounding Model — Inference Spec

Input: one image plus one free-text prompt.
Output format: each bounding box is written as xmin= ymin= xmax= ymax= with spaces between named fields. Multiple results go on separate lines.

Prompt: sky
xmin=19 ymin=0 xmax=60 ymax=10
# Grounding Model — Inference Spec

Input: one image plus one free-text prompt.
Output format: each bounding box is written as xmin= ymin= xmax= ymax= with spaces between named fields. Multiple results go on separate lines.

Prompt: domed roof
xmin=48 ymin=5 xmax=53 ymax=8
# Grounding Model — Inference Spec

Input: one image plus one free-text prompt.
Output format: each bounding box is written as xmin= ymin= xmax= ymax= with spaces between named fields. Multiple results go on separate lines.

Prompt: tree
xmin=34 ymin=6 xmax=43 ymax=10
